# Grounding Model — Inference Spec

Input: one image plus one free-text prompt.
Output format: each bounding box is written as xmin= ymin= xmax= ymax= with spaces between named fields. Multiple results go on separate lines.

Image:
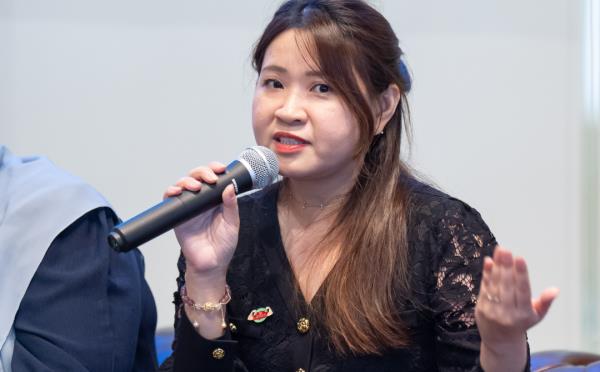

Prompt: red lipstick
xmin=273 ymin=131 xmax=309 ymax=154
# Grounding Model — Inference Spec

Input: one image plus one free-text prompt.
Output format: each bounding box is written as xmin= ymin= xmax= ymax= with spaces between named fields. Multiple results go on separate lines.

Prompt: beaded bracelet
xmin=180 ymin=284 xmax=231 ymax=329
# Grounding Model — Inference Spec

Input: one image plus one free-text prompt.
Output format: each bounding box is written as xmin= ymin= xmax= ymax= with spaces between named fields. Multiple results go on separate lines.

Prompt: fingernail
xmin=168 ymin=187 xmax=181 ymax=195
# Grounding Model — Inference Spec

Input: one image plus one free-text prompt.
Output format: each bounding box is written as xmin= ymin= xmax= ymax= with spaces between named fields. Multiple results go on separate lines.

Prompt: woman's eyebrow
xmin=261 ymin=65 xmax=287 ymax=74
xmin=261 ymin=64 xmax=324 ymax=78
xmin=305 ymin=70 xmax=324 ymax=78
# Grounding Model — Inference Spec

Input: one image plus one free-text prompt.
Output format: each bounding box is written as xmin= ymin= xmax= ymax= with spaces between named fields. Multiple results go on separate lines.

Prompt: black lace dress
xmin=159 ymin=180 xmax=531 ymax=372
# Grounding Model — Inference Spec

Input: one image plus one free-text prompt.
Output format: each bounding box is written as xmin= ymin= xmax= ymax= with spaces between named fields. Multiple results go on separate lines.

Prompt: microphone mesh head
xmin=239 ymin=146 xmax=279 ymax=189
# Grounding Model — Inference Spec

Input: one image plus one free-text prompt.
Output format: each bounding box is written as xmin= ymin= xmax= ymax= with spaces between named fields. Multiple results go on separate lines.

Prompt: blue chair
xmin=531 ymin=351 xmax=600 ymax=371
xmin=155 ymin=328 xmax=175 ymax=365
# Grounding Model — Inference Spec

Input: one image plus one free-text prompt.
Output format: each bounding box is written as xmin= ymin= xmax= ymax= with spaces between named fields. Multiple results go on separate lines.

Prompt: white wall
xmin=1 ymin=0 xmax=591 ymax=352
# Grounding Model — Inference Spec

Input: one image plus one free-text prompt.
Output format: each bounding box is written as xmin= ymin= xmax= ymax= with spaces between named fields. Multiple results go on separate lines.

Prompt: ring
xmin=484 ymin=292 xmax=501 ymax=303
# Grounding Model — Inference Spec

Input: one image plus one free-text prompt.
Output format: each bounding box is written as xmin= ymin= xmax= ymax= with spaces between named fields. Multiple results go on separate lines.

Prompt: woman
xmin=159 ymin=1 xmax=558 ymax=371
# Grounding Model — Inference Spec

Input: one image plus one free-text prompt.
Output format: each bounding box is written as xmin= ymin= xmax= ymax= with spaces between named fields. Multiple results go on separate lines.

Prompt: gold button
xmin=229 ymin=322 xmax=237 ymax=333
xmin=296 ymin=369 xmax=306 ymax=372
xmin=212 ymin=348 xmax=225 ymax=360
xmin=296 ymin=317 xmax=310 ymax=334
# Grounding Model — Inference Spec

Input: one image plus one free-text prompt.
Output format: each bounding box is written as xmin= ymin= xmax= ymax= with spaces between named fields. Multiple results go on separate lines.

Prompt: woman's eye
xmin=264 ymin=79 xmax=284 ymax=89
xmin=312 ymin=83 xmax=331 ymax=94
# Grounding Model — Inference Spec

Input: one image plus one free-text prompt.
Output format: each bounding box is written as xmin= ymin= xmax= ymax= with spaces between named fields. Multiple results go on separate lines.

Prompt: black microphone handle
xmin=108 ymin=160 xmax=253 ymax=252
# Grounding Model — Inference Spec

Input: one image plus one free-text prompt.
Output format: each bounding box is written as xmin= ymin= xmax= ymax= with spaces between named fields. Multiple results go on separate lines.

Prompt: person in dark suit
xmin=0 ymin=145 xmax=157 ymax=371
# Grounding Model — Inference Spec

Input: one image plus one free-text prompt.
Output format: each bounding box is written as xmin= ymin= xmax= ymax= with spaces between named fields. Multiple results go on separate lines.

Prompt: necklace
xmin=287 ymin=189 xmax=347 ymax=210
xmin=300 ymin=194 xmax=346 ymax=209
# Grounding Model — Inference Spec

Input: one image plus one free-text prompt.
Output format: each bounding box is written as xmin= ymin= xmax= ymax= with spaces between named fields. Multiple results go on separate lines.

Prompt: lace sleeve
xmin=428 ymin=198 xmax=531 ymax=372
xmin=429 ymin=199 xmax=496 ymax=371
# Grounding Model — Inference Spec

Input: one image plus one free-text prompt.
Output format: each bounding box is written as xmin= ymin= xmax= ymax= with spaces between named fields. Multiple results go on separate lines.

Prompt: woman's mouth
xmin=273 ymin=132 xmax=309 ymax=154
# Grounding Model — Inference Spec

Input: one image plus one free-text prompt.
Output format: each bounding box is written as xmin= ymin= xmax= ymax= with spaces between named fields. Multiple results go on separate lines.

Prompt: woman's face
xmin=252 ymin=29 xmax=361 ymax=184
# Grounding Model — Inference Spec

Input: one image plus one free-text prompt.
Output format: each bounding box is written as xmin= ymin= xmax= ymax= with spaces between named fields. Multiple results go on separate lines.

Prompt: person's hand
xmin=163 ymin=162 xmax=239 ymax=279
xmin=475 ymin=246 xmax=559 ymax=371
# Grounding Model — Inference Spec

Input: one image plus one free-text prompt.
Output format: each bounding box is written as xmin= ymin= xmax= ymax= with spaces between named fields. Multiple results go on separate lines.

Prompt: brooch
xmin=247 ymin=306 xmax=274 ymax=323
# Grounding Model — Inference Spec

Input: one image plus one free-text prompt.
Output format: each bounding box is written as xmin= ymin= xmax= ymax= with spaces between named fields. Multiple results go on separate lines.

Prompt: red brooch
xmin=247 ymin=306 xmax=274 ymax=323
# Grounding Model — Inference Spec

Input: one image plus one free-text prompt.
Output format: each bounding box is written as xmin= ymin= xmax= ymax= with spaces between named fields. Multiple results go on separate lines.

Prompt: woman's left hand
xmin=475 ymin=245 xmax=559 ymax=372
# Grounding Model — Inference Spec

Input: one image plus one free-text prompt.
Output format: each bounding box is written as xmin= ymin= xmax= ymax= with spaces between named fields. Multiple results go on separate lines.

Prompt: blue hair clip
xmin=398 ymin=59 xmax=412 ymax=93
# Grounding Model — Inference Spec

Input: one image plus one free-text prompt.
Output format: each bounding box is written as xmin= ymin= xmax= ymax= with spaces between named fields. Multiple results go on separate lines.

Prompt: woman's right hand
xmin=164 ymin=162 xmax=239 ymax=279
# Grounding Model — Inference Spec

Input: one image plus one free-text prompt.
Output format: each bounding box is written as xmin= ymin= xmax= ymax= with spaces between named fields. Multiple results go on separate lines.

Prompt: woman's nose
xmin=274 ymin=90 xmax=307 ymax=125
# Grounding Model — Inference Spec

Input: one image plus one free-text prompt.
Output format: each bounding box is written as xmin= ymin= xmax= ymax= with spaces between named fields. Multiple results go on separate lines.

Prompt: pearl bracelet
xmin=180 ymin=284 xmax=231 ymax=329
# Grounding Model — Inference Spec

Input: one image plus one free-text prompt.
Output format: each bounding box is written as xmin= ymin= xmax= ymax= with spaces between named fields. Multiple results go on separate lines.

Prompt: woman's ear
xmin=375 ymin=84 xmax=401 ymax=134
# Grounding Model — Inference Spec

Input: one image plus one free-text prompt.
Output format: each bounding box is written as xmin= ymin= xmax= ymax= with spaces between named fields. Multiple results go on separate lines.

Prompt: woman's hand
xmin=475 ymin=246 xmax=559 ymax=372
xmin=163 ymin=162 xmax=240 ymax=279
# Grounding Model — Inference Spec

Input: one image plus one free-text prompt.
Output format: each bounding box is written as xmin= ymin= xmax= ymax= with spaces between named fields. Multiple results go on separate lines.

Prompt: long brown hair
xmin=253 ymin=0 xmax=414 ymax=355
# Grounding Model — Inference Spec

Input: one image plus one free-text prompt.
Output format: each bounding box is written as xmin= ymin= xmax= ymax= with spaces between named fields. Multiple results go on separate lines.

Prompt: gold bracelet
xmin=180 ymin=284 xmax=231 ymax=329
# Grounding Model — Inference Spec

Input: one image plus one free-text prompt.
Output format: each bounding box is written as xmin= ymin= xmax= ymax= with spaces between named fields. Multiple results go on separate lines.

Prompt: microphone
xmin=108 ymin=146 xmax=279 ymax=252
